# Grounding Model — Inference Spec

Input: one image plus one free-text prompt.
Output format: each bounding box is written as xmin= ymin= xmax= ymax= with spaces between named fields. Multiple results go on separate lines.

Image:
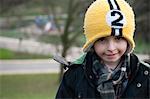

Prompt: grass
xmin=0 ymin=0 xmax=66 ymax=17
xmin=0 ymin=73 xmax=59 ymax=99
xmin=0 ymin=30 xmax=26 ymax=39
xmin=0 ymin=48 xmax=51 ymax=59
xmin=134 ymin=40 xmax=150 ymax=54
xmin=38 ymin=35 xmax=61 ymax=45
xmin=0 ymin=29 xmax=149 ymax=55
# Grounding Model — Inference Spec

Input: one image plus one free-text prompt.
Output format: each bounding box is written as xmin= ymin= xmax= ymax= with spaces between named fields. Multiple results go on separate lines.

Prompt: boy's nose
xmin=107 ymin=41 xmax=116 ymax=52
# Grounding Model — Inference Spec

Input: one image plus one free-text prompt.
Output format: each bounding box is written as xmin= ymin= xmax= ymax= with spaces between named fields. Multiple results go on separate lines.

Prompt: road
xmin=0 ymin=54 xmax=149 ymax=75
xmin=0 ymin=36 xmax=82 ymax=58
xmin=0 ymin=59 xmax=60 ymax=75
xmin=0 ymin=36 xmax=82 ymax=75
xmin=0 ymin=37 xmax=149 ymax=75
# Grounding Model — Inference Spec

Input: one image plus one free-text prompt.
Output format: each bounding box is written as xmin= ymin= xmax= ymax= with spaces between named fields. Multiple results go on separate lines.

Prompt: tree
xmin=0 ymin=0 xmax=29 ymax=15
xmin=1 ymin=0 xmax=149 ymax=81
xmin=127 ymin=0 xmax=150 ymax=44
xmin=46 ymin=0 xmax=93 ymax=81
xmin=53 ymin=0 xmax=149 ymax=81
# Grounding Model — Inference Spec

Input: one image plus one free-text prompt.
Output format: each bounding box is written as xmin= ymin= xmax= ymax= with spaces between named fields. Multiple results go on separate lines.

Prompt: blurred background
xmin=0 ymin=0 xmax=149 ymax=99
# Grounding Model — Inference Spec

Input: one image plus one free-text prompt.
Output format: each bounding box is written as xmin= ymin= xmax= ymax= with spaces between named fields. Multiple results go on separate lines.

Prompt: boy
xmin=55 ymin=0 xmax=150 ymax=98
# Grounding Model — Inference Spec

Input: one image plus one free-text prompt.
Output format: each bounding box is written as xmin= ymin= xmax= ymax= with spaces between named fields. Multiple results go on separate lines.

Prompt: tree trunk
xmin=58 ymin=46 xmax=68 ymax=82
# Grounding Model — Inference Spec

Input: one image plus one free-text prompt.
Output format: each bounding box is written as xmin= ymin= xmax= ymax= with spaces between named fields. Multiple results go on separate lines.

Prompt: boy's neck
xmin=103 ymin=60 xmax=121 ymax=70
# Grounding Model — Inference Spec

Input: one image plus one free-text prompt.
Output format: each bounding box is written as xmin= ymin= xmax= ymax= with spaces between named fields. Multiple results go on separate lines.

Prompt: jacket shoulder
xmin=62 ymin=53 xmax=87 ymax=86
xmin=62 ymin=64 xmax=84 ymax=89
xmin=64 ymin=64 xmax=84 ymax=77
xmin=137 ymin=61 xmax=150 ymax=78
xmin=56 ymin=64 xmax=84 ymax=98
xmin=131 ymin=53 xmax=150 ymax=69
xmin=139 ymin=60 xmax=150 ymax=69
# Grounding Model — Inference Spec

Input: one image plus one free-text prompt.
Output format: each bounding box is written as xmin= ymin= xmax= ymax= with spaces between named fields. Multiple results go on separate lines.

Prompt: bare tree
xmin=0 ymin=0 xmax=29 ymax=15
xmin=45 ymin=0 xmax=93 ymax=81
xmin=127 ymin=0 xmax=150 ymax=44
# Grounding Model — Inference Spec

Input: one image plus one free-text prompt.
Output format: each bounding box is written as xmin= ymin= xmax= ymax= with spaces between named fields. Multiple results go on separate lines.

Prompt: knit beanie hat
xmin=83 ymin=0 xmax=135 ymax=53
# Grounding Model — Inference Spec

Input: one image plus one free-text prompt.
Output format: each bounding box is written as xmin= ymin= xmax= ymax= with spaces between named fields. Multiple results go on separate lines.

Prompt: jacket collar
xmin=82 ymin=52 xmax=140 ymax=88
xmin=127 ymin=54 xmax=140 ymax=81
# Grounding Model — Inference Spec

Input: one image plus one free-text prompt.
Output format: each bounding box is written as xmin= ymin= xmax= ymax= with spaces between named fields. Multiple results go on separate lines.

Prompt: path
xmin=0 ymin=37 xmax=149 ymax=75
xmin=0 ymin=59 xmax=60 ymax=75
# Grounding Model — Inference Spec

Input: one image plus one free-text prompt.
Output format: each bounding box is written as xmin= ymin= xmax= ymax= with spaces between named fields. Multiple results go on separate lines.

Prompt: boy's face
xmin=94 ymin=36 xmax=127 ymax=66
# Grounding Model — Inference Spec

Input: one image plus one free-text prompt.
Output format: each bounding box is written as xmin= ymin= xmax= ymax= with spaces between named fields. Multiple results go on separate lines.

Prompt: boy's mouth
xmin=105 ymin=53 xmax=118 ymax=56
xmin=107 ymin=54 xmax=117 ymax=56
xmin=105 ymin=53 xmax=118 ymax=59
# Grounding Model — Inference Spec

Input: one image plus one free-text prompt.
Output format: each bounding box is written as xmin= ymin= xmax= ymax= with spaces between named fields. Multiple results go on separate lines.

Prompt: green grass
xmin=0 ymin=30 xmax=149 ymax=55
xmin=0 ymin=30 xmax=26 ymax=39
xmin=0 ymin=0 xmax=66 ymax=17
xmin=0 ymin=74 xmax=59 ymax=99
xmin=134 ymin=40 xmax=150 ymax=54
xmin=0 ymin=48 xmax=51 ymax=59
xmin=38 ymin=35 xmax=61 ymax=45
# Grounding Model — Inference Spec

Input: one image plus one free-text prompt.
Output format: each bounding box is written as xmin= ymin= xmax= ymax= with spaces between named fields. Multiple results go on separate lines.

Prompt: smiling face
xmin=94 ymin=36 xmax=127 ymax=69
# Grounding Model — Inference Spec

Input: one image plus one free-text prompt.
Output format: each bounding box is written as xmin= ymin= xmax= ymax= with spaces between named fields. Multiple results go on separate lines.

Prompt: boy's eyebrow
xmin=97 ymin=37 xmax=106 ymax=41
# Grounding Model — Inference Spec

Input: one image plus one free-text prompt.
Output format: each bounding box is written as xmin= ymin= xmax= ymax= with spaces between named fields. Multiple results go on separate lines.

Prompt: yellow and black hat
xmin=83 ymin=0 xmax=135 ymax=53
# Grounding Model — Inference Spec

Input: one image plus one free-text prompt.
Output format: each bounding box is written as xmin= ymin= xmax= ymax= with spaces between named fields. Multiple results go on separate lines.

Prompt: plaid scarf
xmin=91 ymin=52 xmax=129 ymax=99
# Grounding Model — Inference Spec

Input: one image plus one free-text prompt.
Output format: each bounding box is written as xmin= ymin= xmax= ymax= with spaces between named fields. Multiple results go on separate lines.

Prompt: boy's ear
xmin=124 ymin=42 xmax=131 ymax=55
xmin=89 ymin=46 xmax=95 ymax=53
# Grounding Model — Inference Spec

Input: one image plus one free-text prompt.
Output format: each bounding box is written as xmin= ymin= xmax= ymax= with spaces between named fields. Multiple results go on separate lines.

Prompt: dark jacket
xmin=56 ymin=53 xmax=150 ymax=99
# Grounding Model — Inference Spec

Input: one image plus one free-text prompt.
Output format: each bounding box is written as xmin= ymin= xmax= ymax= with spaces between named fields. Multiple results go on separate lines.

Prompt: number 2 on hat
xmin=106 ymin=10 xmax=126 ymax=28
xmin=111 ymin=11 xmax=123 ymax=26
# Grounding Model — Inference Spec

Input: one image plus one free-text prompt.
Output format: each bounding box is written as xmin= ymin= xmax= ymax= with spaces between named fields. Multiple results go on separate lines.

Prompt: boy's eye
xmin=115 ymin=36 xmax=123 ymax=40
xmin=98 ymin=37 xmax=106 ymax=41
